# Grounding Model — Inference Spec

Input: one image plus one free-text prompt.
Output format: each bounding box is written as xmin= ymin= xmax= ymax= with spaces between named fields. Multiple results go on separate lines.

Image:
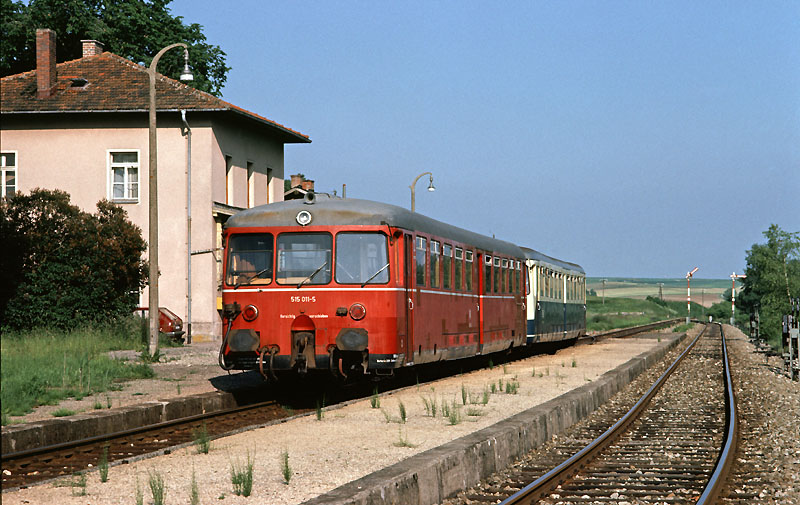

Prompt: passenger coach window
xmin=493 ymin=257 xmax=501 ymax=293
xmin=502 ymin=259 xmax=509 ymax=293
xmin=454 ymin=248 xmax=463 ymax=290
xmin=465 ymin=250 xmax=474 ymax=292
xmin=226 ymin=233 xmax=274 ymax=286
xmin=484 ymin=256 xmax=492 ymax=294
xmin=416 ymin=236 xmax=427 ymax=286
xmin=276 ymin=233 xmax=332 ymax=285
xmin=335 ymin=232 xmax=389 ymax=285
xmin=430 ymin=240 xmax=441 ymax=288
xmin=442 ymin=244 xmax=452 ymax=289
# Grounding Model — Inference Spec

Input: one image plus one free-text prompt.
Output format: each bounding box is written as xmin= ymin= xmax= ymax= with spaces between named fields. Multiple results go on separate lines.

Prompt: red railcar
xmin=219 ymin=196 xmax=528 ymax=379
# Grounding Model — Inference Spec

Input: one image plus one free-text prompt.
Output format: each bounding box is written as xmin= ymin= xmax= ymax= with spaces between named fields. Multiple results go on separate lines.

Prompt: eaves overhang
xmin=0 ymin=108 xmax=311 ymax=144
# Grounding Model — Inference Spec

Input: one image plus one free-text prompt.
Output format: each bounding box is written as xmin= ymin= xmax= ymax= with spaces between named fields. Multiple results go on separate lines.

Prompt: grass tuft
xmin=398 ymin=401 xmax=407 ymax=423
xmin=230 ymin=451 xmax=254 ymax=496
xmin=148 ymin=469 xmax=166 ymax=505
xmin=370 ymin=387 xmax=381 ymax=408
xmin=193 ymin=422 xmax=211 ymax=454
xmin=393 ymin=427 xmax=417 ymax=448
xmin=280 ymin=449 xmax=293 ymax=485
xmin=190 ymin=466 xmax=199 ymax=505
xmin=52 ymin=408 xmax=76 ymax=417
xmin=71 ymin=472 xmax=87 ymax=496
xmin=98 ymin=445 xmax=109 ymax=482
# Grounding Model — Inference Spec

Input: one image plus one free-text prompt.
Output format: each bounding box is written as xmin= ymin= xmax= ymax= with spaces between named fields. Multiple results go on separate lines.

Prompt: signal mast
xmin=730 ymin=272 xmax=746 ymax=326
xmin=686 ymin=267 xmax=699 ymax=324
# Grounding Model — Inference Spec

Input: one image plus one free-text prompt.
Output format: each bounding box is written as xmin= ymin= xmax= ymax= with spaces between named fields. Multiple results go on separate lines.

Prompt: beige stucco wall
xmin=1 ymin=112 xmax=289 ymax=339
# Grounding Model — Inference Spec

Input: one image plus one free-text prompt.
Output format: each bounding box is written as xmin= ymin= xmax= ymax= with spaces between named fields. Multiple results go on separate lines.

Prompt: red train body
xmin=219 ymin=196 xmax=530 ymax=379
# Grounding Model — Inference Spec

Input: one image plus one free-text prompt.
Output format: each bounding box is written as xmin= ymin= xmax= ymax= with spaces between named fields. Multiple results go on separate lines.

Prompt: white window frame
xmin=1 ymin=151 xmax=18 ymax=198
xmin=107 ymin=150 xmax=140 ymax=203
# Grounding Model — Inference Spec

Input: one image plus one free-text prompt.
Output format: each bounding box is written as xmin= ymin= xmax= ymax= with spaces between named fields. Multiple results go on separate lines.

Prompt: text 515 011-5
xmin=290 ymin=296 xmax=316 ymax=303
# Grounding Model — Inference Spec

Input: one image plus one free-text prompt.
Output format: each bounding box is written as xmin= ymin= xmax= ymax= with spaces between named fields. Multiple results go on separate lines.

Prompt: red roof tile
xmin=1 ymin=52 xmax=310 ymax=143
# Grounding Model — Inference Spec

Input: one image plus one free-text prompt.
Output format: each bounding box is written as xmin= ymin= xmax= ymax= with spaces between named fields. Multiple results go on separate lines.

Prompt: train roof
xmin=521 ymin=246 xmax=585 ymax=275
xmin=225 ymin=196 xmax=525 ymax=258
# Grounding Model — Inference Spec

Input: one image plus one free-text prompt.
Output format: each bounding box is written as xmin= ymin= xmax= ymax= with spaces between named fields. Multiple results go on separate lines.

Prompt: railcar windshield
xmin=335 ymin=232 xmax=389 ymax=285
xmin=226 ymin=233 xmax=274 ymax=287
xmin=276 ymin=233 xmax=332 ymax=285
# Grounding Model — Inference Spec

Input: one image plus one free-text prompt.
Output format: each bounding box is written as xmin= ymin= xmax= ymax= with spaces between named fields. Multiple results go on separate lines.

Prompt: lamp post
xmin=409 ymin=171 xmax=435 ymax=212
xmin=686 ymin=266 xmax=698 ymax=324
xmin=148 ymin=43 xmax=193 ymax=356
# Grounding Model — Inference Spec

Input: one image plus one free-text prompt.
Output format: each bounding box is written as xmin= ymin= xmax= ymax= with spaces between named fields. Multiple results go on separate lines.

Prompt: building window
xmin=225 ymin=155 xmax=233 ymax=206
xmin=1 ymin=152 xmax=17 ymax=198
xmin=109 ymin=151 xmax=139 ymax=202
xmin=247 ymin=161 xmax=254 ymax=208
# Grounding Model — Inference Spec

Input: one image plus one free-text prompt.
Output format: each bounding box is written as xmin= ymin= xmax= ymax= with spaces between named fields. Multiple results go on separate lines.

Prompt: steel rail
xmin=1 ymin=397 xmax=279 ymax=461
xmin=499 ymin=324 xmax=709 ymax=505
xmin=697 ymin=324 xmax=738 ymax=503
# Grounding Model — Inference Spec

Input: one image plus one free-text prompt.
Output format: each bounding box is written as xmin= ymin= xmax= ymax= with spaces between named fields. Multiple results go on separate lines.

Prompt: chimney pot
xmin=36 ymin=28 xmax=57 ymax=98
xmin=301 ymin=180 xmax=315 ymax=191
xmin=290 ymin=174 xmax=303 ymax=188
xmin=81 ymin=39 xmax=104 ymax=57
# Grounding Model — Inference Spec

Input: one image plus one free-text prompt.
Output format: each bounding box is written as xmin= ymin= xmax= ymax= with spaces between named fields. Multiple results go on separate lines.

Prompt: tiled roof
xmin=0 ymin=52 xmax=310 ymax=143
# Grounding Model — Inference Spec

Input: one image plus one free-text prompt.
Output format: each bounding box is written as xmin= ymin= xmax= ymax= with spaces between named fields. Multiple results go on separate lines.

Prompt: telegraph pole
xmin=602 ymin=279 xmax=607 ymax=305
xmin=658 ymin=282 xmax=664 ymax=302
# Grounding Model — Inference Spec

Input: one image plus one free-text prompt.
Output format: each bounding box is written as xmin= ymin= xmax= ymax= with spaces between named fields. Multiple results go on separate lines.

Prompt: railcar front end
xmin=220 ymin=221 xmax=403 ymax=379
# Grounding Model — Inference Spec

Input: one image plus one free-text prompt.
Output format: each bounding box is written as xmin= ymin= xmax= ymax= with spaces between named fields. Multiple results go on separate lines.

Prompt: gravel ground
xmin=6 ymin=324 xmax=795 ymax=505
xmin=722 ymin=325 xmax=800 ymax=504
xmin=2 ymin=333 xmax=673 ymax=505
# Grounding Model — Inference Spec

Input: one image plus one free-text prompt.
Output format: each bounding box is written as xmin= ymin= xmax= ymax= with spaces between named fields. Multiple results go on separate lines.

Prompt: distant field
xmin=586 ymin=277 xmax=729 ymax=307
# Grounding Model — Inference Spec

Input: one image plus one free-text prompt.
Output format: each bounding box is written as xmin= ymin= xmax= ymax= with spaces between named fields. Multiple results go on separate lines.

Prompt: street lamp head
xmin=427 ymin=174 xmax=435 ymax=192
xmin=179 ymin=50 xmax=193 ymax=82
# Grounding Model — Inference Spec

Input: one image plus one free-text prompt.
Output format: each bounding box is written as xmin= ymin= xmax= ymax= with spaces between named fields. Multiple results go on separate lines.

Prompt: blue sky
xmin=171 ymin=1 xmax=799 ymax=279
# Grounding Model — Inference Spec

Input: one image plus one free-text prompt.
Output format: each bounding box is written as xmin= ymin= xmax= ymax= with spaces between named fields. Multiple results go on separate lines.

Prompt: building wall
xmin=1 ymin=112 xmax=286 ymax=339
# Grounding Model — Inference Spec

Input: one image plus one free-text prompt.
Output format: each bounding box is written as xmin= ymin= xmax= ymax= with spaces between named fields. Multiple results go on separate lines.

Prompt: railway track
xmin=1 ymin=400 xmax=309 ymax=490
xmin=2 ymin=319 xmax=683 ymax=492
xmin=454 ymin=323 xmax=738 ymax=504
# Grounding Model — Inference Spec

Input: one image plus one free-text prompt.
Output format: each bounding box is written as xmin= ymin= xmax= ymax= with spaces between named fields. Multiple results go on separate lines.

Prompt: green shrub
xmin=1 ymin=189 xmax=146 ymax=331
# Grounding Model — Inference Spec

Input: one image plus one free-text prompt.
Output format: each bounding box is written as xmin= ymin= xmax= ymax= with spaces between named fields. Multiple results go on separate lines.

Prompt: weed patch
xmin=230 ymin=452 xmax=254 ymax=496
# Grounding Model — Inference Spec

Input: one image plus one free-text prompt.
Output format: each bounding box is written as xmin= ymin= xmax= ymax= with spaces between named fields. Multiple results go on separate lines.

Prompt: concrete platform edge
xmin=301 ymin=333 xmax=687 ymax=505
xmin=1 ymin=390 xmax=238 ymax=455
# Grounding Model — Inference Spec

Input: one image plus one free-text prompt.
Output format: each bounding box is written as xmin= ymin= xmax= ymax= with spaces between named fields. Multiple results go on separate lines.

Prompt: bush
xmin=0 ymin=189 xmax=146 ymax=331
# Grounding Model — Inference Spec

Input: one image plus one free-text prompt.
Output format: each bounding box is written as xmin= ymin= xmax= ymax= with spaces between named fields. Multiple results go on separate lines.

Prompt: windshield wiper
xmin=297 ymin=261 xmax=328 ymax=288
xmin=361 ymin=262 xmax=390 ymax=288
xmin=234 ymin=267 xmax=270 ymax=289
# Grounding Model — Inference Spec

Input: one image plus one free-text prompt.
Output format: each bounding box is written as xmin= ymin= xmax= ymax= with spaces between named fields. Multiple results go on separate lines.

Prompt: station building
xmin=0 ymin=29 xmax=311 ymax=339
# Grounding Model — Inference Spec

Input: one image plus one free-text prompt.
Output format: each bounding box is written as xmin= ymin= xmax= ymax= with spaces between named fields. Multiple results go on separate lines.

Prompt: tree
xmin=0 ymin=189 xmax=147 ymax=330
xmin=737 ymin=224 xmax=800 ymax=347
xmin=0 ymin=0 xmax=229 ymax=96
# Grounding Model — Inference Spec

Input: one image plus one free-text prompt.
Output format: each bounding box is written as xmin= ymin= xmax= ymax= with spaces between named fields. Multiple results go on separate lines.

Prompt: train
xmin=218 ymin=195 xmax=585 ymax=380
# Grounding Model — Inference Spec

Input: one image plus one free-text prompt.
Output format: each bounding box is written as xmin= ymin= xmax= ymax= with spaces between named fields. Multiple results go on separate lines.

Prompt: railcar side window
xmin=430 ymin=240 xmax=441 ymax=288
xmin=416 ymin=236 xmax=427 ymax=286
xmin=442 ymin=244 xmax=452 ymax=289
xmin=493 ymin=257 xmax=501 ymax=293
xmin=454 ymin=247 xmax=463 ymax=290
xmin=226 ymin=233 xmax=274 ymax=286
xmin=335 ymin=232 xmax=389 ymax=285
xmin=502 ymin=259 xmax=509 ymax=293
xmin=465 ymin=250 xmax=474 ymax=292
xmin=276 ymin=233 xmax=332 ymax=285
xmin=484 ymin=255 xmax=492 ymax=294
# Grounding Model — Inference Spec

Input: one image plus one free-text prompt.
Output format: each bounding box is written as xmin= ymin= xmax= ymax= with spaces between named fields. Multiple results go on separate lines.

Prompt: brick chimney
xmin=81 ymin=39 xmax=104 ymax=57
xmin=36 ymin=28 xmax=57 ymax=98
xmin=300 ymin=180 xmax=315 ymax=192
xmin=290 ymin=174 xmax=303 ymax=188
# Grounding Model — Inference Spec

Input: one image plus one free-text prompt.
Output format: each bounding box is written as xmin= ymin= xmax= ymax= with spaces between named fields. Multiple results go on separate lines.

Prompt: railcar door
xmin=403 ymin=233 xmax=414 ymax=364
xmin=477 ymin=253 xmax=485 ymax=349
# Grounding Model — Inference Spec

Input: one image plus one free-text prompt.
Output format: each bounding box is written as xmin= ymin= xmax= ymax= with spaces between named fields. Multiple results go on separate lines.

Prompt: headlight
xmin=349 ymin=303 xmax=366 ymax=321
xmin=296 ymin=210 xmax=312 ymax=226
xmin=242 ymin=304 xmax=259 ymax=322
